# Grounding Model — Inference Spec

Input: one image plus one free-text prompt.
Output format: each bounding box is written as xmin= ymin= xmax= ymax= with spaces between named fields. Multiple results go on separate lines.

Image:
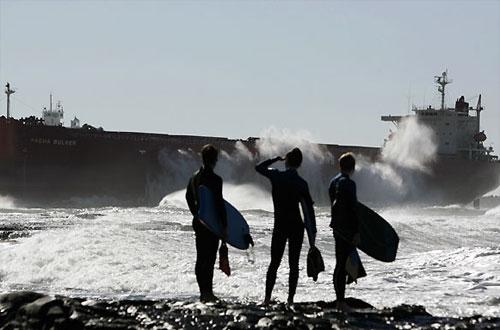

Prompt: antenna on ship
xmin=476 ymin=94 xmax=483 ymax=134
xmin=5 ymin=83 xmax=15 ymax=118
xmin=434 ymin=70 xmax=452 ymax=110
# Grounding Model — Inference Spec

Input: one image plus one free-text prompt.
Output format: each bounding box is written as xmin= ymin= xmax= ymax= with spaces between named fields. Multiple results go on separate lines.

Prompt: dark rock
xmin=0 ymin=291 xmax=499 ymax=330
xmin=18 ymin=296 xmax=64 ymax=319
xmin=1 ymin=319 xmax=25 ymax=330
xmin=223 ymin=320 xmax=252 ymax=329
xmin=46 ymin=305 xmax=65 ymax=318
xmin=0 ymin=231 xmax=13 ymax=240
xmin=343 ymin=297 xmax=376 ymax=309
xmin=256 ymin=317 xmax=272 ymax=328
xmin=0 ymin=291 xmax=47 ymax=328
xmin=49 ymin=317 xmax=85 ymax=330
xmin=389 ymin=304 xmax=432 ymax=318
xmin=0 ymin=291 xmax=45 ymax=313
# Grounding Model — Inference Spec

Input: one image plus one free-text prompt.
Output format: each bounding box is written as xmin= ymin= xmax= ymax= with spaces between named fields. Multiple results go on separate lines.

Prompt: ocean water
xmin=0 ymin=191 xmax=499 ymax=318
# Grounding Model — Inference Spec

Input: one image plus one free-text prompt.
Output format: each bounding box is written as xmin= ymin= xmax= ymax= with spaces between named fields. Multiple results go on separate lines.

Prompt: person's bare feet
xmin=200 ymin=293 xmax=219 ymax=303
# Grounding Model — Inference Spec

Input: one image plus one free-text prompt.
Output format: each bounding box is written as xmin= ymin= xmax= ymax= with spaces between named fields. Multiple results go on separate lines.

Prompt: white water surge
xmin=0 ymin=201 xmax=499 ymax=317
xmin=0 ymin=126 xmax=498 ymax=317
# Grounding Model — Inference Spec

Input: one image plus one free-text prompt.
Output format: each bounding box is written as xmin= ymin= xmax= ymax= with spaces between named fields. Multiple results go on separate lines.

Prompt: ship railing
xmin=457 ymin=147 xmax=499 ymax=162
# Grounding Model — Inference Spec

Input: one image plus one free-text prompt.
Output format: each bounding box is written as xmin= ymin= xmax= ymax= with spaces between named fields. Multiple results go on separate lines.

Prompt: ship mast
xmin=5 ymin=83 xmax=15 ymax=118
xmin=434 ymin=70 xmax=452 ymax=110
xmin=476 ymin=94 xmax=483 ymax=134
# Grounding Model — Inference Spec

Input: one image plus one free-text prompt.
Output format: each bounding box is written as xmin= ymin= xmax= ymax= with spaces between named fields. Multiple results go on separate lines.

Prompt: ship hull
xmin=423 ymin=157 xmax=500 ymax=204
xmin=0 ymin=117 xmax=499 ymax=207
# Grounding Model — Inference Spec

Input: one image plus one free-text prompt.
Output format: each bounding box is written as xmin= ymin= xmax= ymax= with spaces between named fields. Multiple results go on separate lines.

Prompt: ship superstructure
xmin=380 ymin=71 xmax=499 ymax=204
xmin=41 ymin=94 xmax=64 ymax=127
xmin=382 ymin=71 xmax=497 ymax=161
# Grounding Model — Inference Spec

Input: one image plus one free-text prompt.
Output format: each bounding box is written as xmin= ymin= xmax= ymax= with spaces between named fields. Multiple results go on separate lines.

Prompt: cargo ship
xmin=380 ymin=71 xmax=499 ymax=205
xmin=0 ymin=72 xmax=499 ymax=207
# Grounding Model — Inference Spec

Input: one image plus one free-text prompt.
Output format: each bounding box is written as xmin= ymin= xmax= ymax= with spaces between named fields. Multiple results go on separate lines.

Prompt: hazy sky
xmin=1 ymin=0 xmax=499 ymax=149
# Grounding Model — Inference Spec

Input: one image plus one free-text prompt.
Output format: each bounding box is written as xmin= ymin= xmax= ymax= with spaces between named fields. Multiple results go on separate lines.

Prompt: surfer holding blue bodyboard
xmin=185 ymin=144 xmax=228 ymax=303
xmin=256 ymin=147 xmax=317 ymax=305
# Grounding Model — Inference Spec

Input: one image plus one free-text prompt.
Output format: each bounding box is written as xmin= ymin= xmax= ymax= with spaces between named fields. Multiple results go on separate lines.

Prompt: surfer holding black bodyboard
xmin=185 ymin=144 xmax=228 ymax=303
xmin=256 ymin=147 xmax=317 ymax=305
xmin=329 ymin=153 xmax=399 ymax=310
xmin=329 ymin=152 xmax=363 ymax=311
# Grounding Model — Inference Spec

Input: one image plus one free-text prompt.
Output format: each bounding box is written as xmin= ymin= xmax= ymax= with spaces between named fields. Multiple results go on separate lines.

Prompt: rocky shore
xmin=0 ymin=291 xmax=498 ymax=329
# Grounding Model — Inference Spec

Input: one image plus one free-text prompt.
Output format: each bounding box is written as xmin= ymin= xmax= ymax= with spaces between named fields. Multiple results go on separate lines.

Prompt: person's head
xmin=285 ymin=147 xmax=303 ymax=169
xmin=201 ymin=144 xmax=218 ymax=169
xmin=339 ymin=152 xmax=355 ymax=175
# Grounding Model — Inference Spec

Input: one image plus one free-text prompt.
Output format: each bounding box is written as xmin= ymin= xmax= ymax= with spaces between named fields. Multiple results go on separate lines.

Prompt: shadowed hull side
xmin=0 ymin=117 xmax=498 ymax=207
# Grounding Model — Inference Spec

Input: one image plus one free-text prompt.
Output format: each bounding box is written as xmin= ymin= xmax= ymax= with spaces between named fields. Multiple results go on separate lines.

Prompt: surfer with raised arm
xmin=186 ymin=144 xmax=228 ymax=302
xmin=329 ymin=152 xmax=360 ymax=310
xmin=255 ymin=147 xmax=317 ymax=305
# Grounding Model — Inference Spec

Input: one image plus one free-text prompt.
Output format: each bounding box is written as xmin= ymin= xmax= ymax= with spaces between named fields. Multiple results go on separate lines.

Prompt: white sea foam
xmin=0 ymin=205 xmax=498 ymax=317
xmin=485 ymin=204 xmax=500 ymax=218
xmin=485 ymin=184 xmax=500 ymax=196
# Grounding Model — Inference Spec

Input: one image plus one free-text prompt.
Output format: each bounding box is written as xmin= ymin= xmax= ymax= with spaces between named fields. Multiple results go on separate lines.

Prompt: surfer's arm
xmin=301 ymin=182 xmax=317 ymax=245
xmin=185 ymin=178 xmax=197 ymax=217
xmin=328 ymin=179 xmax=336 ymax=205
xmin=307 ymin=202 xmax=317 ymax=246
xmin=255 ymin=157 xmax=282 ymax=178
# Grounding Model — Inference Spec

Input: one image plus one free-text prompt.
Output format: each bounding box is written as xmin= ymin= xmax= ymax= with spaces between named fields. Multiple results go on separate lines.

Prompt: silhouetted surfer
xmin=256 ymin=148 xmax=317 ymax=304
xmin=186 ymin=144 xmax=227 ymax=302
xmin=329 ymin=152 xmax=360 ymax=310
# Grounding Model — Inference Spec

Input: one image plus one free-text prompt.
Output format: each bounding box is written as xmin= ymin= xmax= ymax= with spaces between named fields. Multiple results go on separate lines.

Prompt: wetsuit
xmin=329 ymin=172 xmax=358 ymax=301
xmin=186 ymin=166 xmax=227 ymax=299
xmin=256 ymin=157 xmax=316 ymax=301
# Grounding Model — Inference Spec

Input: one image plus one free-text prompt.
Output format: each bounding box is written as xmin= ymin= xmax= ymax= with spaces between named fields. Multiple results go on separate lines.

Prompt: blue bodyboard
xmin=198 ymin=185 xmax=251 ymax=250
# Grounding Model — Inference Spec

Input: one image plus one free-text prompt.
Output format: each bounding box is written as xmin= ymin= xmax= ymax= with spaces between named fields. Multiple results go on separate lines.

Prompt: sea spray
xmin=354 ymin=117 xmax=437 ymax=204
xmin=154 ymin=120 xmax=441 ymax=207
xmin=154 ymin=127 xmax=334 ymax=206
xmin=354 ymin=156 xmax=406 ymax=203
xmin=382 ymin=116 xmax=437 ymax=171
xmin=0 ymin=195 xmax=16 ymax=209
xmin=217 ymin=141 xmax=257 ymax=184
xmin=255 ymin=127 xmax=334 ymax=202
xmin=146 ymin=148 xmax=200 ymax=203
